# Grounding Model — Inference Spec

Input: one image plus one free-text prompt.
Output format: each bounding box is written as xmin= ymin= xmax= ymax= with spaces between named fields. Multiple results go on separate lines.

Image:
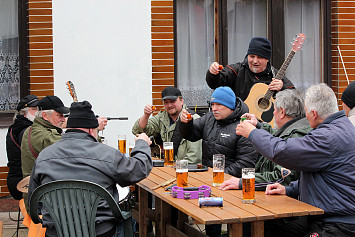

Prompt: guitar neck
xmin=264 ymin=50 xmax=296 ymax=99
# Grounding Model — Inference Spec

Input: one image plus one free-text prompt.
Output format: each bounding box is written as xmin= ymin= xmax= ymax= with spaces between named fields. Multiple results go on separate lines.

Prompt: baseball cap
xmin=38 ymin=95 xmax=70 ymax=114
xmin=161 ymin=87 xmax=182 ymax=100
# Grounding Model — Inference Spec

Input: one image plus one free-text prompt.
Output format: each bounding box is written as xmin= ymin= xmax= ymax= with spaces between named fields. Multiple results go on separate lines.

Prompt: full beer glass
xmin=212 ymin=154 xmax=225 ymax=186
xmin=176 ymin=159 xmax=188 ymax=187
xmin=128 ymin=143 xmax=134 ymax=156
xmin=163 ymin=142 xmax=174 ymax=166
xmin=118 ymin=135 xmax=126 ymax=154
xmin=242 ymin=168 xmax=255 ymax=203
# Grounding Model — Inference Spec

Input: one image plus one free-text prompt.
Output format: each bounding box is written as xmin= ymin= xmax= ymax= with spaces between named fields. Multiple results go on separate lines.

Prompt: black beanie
xmin=341 ymin=81 xmax=355 ymax=109
xmin=67 ymin=101 xmax=99 ymax=128
xmin=247 ymin=37 xmax=272 ymax=60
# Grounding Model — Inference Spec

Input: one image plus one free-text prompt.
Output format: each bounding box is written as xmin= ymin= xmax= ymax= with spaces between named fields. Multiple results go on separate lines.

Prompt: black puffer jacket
xmin=6 ymin=114 xmax=32 ymax=200
xmin=179 ymin=98 xmax=258 ymax=177
xmin=206 ymin=57 xmax=295 ymax=101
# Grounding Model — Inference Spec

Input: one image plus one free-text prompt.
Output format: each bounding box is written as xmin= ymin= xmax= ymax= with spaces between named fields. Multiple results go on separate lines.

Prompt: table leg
xmin=160 ymin=200 xmax=171 ymax=236
xmin=177 ymin=210 xmax=189 ymax=231
xmin=138 ymin=187 xmax=149 ymax=237
xmin=251 ymin=221 xmax=264 ymax=237
xmin=155 ymin=197 xmax=162 ymax=237
xmin=228 ymin=223 xmax=242 ymax=237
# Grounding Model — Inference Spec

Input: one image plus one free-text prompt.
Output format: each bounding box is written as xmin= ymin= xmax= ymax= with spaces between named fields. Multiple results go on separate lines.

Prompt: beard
xmin=251 ymin=67 xmax=259 ymax=73
xmin=26 ymin=113 xmax=35 ymax=122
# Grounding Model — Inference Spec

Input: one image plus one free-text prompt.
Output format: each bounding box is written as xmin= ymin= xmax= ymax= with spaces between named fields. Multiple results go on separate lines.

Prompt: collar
xmin=34 ymin=117 xmax=63 ymax=134
xmin=318 ymin=111 xmax=346 ymax=127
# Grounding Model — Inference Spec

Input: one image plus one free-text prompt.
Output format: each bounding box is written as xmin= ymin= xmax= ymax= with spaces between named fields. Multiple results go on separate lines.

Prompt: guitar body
xmin=244 ymin=83 xmax=275 ymax=126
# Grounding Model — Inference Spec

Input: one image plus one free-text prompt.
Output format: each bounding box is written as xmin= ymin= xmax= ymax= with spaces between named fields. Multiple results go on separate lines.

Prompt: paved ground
xmin=0 ymin=211 xmax=28 ymax=237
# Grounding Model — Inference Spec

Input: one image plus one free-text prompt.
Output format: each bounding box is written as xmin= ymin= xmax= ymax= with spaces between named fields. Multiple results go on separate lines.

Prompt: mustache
xmin=213 ymin=111 xmax=220 ymax=115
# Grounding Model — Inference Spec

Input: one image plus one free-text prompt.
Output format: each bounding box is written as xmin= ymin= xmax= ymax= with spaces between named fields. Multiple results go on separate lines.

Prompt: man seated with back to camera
xmin=236 ymin=83 xmax=355 ymax=237
xmin=28 ymin=101 xmax=153 ymax=237
xmin=219 ymin=89 xmax=312 ymax=191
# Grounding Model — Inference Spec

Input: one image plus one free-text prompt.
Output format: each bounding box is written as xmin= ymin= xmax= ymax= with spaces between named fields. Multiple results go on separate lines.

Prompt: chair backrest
xmin=29 ymin=180 xmax=133 ymax=237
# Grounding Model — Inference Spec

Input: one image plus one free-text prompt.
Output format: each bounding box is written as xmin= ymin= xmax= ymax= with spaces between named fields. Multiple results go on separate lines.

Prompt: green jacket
xmin=132 ymin=105 xmax=202 ymax=164
xmin=253 ymin=117 xmax=312 ymax=190
xmin=21 ymin=117 xmax=62 ymax=210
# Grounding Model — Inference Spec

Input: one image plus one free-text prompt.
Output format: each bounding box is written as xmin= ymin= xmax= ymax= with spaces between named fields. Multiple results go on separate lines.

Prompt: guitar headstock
xmin=291 ymin=33 xmax=306 ymax=52
xmin=66 ymin=81 xmax=78 ymax=102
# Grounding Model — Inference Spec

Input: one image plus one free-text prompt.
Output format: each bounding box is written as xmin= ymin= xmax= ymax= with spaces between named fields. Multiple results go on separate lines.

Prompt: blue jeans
xmin=113 ymin=218 xmax=136 ymax=237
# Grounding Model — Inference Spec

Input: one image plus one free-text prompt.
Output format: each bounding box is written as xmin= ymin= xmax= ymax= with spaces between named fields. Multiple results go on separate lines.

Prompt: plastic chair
xmin=29 ymin=180 xmax=134 ymax=237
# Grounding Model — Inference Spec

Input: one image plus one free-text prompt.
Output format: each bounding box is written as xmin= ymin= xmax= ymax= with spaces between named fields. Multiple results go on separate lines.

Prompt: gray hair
xmin=275 ymin=89 xmax=305 ymax=118
xmin=305 ymin=83 xmax=338 ymax=119
xmin=35 ymin=109 xmax=54 ymax=118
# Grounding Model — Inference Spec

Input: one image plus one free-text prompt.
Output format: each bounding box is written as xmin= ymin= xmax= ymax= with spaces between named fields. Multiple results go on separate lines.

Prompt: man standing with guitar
xmin=206 ymin=37 xmax=295 ymax=102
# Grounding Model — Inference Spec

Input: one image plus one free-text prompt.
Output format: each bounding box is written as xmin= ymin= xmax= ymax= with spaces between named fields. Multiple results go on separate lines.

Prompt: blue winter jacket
xmin=248 ymin=111 xmax=355 ymax=223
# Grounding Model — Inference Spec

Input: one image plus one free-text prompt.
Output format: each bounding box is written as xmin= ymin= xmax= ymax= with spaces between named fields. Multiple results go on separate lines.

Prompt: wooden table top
xmin=137 ymin=167 xmax=324 ymax=225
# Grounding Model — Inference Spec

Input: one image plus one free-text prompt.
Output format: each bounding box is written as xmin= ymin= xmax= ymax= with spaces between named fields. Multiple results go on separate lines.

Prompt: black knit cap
xmin=341 ymin=81 xmax=355 ymax=109
xmin=38 ymin=95 xmax=70 ymax=114
xmin=161 ymin=87 xmax=182 ymax=100
xmin=247 ymin=37 xmax=272 ymax=60
xmin=67 ymin=101 xmax=99 ymax=128
xmin=17 ymin=95 xmax=39 ymax=111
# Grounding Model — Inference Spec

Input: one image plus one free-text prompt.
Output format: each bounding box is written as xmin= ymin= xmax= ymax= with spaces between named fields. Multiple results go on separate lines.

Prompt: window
xmin=175 ymin=0 xmax=327 ymax=106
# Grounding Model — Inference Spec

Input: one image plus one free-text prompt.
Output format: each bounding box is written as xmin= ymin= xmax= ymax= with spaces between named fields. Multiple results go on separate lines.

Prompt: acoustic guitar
xmin=244 ymin=33 xmax=306 ymax=126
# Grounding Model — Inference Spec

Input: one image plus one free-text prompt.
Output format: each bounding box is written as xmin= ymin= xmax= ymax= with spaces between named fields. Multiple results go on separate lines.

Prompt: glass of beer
xmin=163 ymin=142 xmax=174 ymax=167
xmin=186 ymin=113 xmax=192 ymax=119
xmin=118 ymin=135 xmax=126 ymax=154
xmin=129 ymin=143 xmax=134 ymax=156
xmin=176 ymin=159 xmax=188 ymax=187
xmin=242 ymin=168 xmax=255 ymax=204
xmin=212 ymin=154 xmax=225 ymax=186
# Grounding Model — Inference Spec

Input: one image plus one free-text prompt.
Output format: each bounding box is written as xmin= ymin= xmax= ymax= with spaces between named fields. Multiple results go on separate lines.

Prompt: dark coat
xmin=6 ymin=114 xmax=32 ymax=200
xmin=179 ymin=98 xmax=258 ymax=178
xmin=206 ymin=57 xmax=295 ymax=101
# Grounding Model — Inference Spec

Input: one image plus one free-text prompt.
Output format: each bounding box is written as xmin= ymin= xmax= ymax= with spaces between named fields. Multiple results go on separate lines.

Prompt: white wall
xmin=0 ymin=0 xmax=152 ymax=166
xmin=52 ymin=0 xmax=152 ymax=150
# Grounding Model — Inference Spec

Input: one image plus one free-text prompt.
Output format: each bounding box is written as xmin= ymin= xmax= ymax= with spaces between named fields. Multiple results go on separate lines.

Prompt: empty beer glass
xmin=242 ymin=168 xmax=255 ymax=204
xmin=163 ymin=142 xmax=174 ymax=166
xmin=212 ymin=154 xmax=225 ymax=186
xmin=176 ymin=159 xmax=188 ymax=187
xmin=118 ymin=135 xmax=126 ymax=154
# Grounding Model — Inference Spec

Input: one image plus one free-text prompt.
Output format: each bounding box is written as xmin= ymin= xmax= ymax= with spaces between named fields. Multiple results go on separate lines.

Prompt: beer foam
xmin=242 ymin=173 xmax=255 ymax=179
xmin=176 ymin=168 xmax=188 ymax=173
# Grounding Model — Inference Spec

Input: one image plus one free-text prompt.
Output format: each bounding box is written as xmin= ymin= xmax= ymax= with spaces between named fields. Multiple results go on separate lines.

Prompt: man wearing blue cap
xmin=206 ymin=37 xmax=295 ymax=101
xmin=178 ymin=86 xmax=258 ymax=237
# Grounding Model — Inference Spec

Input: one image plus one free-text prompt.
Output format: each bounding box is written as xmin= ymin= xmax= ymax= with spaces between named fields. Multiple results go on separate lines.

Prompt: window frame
xmin=0 ymin=0 xmax=29 ymax=128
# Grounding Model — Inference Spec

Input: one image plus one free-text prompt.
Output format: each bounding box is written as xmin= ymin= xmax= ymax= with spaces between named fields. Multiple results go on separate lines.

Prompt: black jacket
xmin=178 ymin=98 xmax=258 ymax=178
xmin=6 ymin=114 xmax=32 ymax=200
xmin=206 ymin=57 xmax=295 ymax=101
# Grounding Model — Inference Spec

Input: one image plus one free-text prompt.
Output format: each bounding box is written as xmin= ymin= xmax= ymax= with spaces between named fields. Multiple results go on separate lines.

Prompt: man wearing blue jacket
xmin=236 ymin=83 xmax=355 ymax=237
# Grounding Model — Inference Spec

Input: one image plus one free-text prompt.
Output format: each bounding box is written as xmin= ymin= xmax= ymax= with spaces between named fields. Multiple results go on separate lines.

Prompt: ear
xmin=42 ymin=111 xmax=49 ymax=121
xmin=312 ymin=110 xmax=318 ymax=121
xmin=279 ymin=107 xmax=286 ymax=119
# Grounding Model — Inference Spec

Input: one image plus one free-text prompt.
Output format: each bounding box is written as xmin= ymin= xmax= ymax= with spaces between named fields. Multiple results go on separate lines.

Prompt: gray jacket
xmin=28 ymin=130 xmax=152 ymax=236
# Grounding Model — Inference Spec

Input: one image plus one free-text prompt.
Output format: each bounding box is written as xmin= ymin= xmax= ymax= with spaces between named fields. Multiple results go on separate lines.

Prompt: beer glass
xmin=118 ymin=135 xmax=126 ymax=154
xmin=242 ymin=168 xmax=255 ymax=204
xmin=186 ymin=113 xmax=192 ymax=119
xmin=176 ymin=159 xmax=188 ymax=187
xmin=212 ymin=154 xmax=225 ymax=186
xmin=163 ymin=142 xmax=174 ymax=166
xmin=128 ymin=143 xmax=134 ymax=156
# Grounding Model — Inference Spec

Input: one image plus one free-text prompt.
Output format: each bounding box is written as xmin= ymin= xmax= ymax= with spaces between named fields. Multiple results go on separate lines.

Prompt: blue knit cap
xmin=211 ymin=87 xmax=236 ymax=110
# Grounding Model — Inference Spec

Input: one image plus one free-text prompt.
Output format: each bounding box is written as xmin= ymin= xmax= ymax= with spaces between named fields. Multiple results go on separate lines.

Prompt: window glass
xmin=176 ymin=0 xmax=214 ymax=107
xmin=0 ymin=0 xmax=19 ymax=111
xmin=227 ymin=0 xmax=267 ymax=63
xmin=284 ymin=0 xmax=321 ymax=89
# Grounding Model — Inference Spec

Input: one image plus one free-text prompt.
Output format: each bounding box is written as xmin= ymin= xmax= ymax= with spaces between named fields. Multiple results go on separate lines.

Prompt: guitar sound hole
xmin=258 ymin=98 xmax=270 ymax=110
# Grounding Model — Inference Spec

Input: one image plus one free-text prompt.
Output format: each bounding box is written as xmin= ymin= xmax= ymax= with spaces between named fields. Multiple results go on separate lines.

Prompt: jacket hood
xmin=218 ymin=97 xmax=249 ymax=125
xmin=242 ymin=56 xmax=271 ymax=76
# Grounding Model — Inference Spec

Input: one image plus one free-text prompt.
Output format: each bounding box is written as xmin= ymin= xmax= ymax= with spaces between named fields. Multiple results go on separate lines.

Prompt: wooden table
xmin=136 ymin=167 xmax=323 ymax=237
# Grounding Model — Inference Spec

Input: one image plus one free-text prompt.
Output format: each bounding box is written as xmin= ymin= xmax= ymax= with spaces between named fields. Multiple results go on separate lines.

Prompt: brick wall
xmin=0 ymin=166 xmax=9 ymax=197
xmin=331 ymin=0 xmax=355 ymax=108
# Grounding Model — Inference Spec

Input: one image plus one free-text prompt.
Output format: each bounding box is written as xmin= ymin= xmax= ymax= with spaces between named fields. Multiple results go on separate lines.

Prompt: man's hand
xmin=135 ymin=133 xmax=152 ymax=146
xmin=180 ymin=109 xmax=192 ymax=123
xmin=219 ymin=177 xmax=240 ymax=190
xmin=241 ymin=113 xmax=258 ymax=126
xmin=269 ymin=78 xmax=283 ymax=91
xmin=143 ymin=104 xmax=155 ymax=116
xmin=236 ymin=120 xmax=256 ymax=138
xmin=265 ymin=183 xmax=286 ymax=195
xmin=209 ymin=62 xmax=221 ymax=75
xmin=97 ymin=117 xmax=108 ymax=131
